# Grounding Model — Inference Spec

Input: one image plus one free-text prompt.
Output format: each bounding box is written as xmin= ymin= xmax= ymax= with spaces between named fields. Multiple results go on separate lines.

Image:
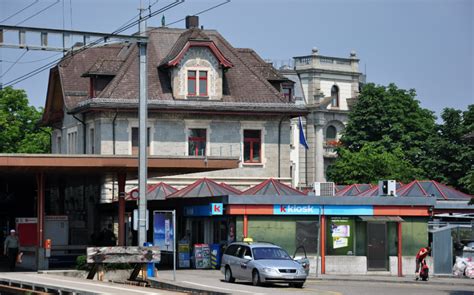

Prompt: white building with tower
xmin=279 ymin=48 xmax=365 ymax=189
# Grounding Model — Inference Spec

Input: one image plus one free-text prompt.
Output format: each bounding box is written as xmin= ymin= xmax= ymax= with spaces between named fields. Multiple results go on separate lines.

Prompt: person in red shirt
xmin=415 ymin=246 xmax=431 ymax=280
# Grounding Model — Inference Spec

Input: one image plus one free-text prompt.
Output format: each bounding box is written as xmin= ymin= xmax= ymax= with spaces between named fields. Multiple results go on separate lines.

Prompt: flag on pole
xmin=299 ymin=117 xmax=309 ymax=150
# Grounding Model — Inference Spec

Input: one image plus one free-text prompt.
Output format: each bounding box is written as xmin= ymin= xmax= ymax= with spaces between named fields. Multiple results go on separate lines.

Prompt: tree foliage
xmin=327 ymin=143 xmax=422 ymax=184
xmin=0 ymin=87 xmax=50 ymax=153
xmin=328 ymin=82 xmax=473 ymax=194
xmin=327 ymin=83 xmax=436 ymax=184
xmin=424 ymin=106 xmax=474 ymax=194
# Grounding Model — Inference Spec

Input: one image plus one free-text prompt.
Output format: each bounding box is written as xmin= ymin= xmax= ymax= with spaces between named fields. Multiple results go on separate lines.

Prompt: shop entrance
xmin=367 ymin=222 xmax=387 ymax=270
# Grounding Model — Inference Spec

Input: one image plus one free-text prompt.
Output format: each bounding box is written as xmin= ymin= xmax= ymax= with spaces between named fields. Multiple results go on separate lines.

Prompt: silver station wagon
xmin=220 ymin=242 xmax=308 ymax=288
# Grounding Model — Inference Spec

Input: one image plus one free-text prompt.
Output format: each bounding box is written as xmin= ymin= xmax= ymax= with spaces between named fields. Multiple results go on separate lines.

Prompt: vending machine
xmin=193 ymin=244 xmax=210 ymax=269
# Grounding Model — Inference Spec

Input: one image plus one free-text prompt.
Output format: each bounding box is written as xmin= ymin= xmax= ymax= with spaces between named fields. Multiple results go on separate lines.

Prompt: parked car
xmin=220 ymin=241 xmax=308 ymax=288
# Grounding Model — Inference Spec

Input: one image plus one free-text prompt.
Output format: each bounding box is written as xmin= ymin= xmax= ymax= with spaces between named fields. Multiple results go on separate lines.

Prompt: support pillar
xmin=315 ymin=124 xmax=325 ymax=182
xmin=117 ymin=172 xmax=126 ymax=246
xmin=36 ymin=173 xmax=45 ymax=248
xmin=398 ymin=221 xmax=403 ymax=277
xmin=243 ymin=215 xmax=248 ymax=238
xmin=321 ymin=215 xmax=326 ymax=274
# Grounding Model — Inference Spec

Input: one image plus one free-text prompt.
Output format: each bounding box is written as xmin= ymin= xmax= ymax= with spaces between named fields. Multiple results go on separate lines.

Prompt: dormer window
xmin=187 ymin=70 xmax=208 ymax=97
xmin=283 ymin=86 xmax=293 ymax=101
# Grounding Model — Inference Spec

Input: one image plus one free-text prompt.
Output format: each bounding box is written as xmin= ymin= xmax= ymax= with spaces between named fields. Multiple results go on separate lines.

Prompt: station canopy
xmin=242 ymin=178 xmax=305 ymax=196
xmin=396 ymin=180 xmax=473 ymax=200
xmin=335 ymin=184 xmax=374 ymax=196
xmin=127 ymin=182 xmax=178 ymax=201
xmin=167 ymin=178 xmax=241 ymax=198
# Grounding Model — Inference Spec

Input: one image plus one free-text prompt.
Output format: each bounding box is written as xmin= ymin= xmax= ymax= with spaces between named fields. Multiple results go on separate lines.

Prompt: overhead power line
xmin=15 ymin=0 xmax=60 ymax=26
xmin=166 ymin=0 xmax=230 ymax=26
xmin=0 ymin=50 xmax=28 ymax=78
xmin=2 ymin=0 xmax=184 ymax=87
xmin=0 ymin=0 xmax=40 ymax=23
xmin=1 ymin=53 xmax=62 ymax=64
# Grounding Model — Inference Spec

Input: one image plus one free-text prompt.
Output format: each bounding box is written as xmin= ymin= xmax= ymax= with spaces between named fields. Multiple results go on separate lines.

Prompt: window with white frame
xmin=56 ymin=135 xmax=62 ymax=153
xmin=89 ymin=128 xmax=95 ymax=154
xmin=131 ymin=127 xmax=150 ymax=155
xmin=67 ymin=130 xmax=77 ymax=154
xmin=331 ymin=85 xmax=339 ymax=107
xmin=187 ymin=70 xmax=208 ymax=97
xmin=188 ymin=128 xmax=207 ymax=156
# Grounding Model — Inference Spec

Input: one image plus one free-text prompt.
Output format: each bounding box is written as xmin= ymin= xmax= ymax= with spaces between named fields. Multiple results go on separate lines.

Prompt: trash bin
xmin=210 ymin=244 xmax=221 ymax=270
xmin=144 ymin=242 xmax=155 ymax=277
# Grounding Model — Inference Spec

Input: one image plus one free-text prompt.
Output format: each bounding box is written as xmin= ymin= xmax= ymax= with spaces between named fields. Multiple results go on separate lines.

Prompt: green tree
xmin=0 ymin=87 xmax=50 ymax=153
xmin=327 ymin=83 xmax=437 ymax=184
xmin=327 ymin=143 xmax=422 ymax=184
xmin=426 ymin=106 xmax=474 ymax=194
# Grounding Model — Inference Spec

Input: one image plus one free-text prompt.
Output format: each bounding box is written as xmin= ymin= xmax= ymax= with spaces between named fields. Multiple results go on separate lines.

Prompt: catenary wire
xmin=15 ymin=0 xmax=61 ymax=26
xmin=3 ymin=0 xmax=184 ymax=87
xmin=0 ymin=50 xmax=28 ymax=78
xmin=166 ymin=0 xmax=230 ymax=26
xmin=1 ymin=53 xmax=62 ymax=64
xmin=0 ymin=0 xmax=40 ymax=23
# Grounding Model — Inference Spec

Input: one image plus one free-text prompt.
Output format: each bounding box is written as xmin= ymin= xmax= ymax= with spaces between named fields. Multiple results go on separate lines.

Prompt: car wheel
xmin=225 ymin=266 xmax=235 ymax=283
xmin=290 ymin=282 xmax=304 ymax=288
xmin=252 ymin=270 xmax=261 ymax=286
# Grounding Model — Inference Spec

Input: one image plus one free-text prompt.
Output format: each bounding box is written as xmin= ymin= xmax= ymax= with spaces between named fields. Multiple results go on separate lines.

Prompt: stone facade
xmin=281 ymin=48 xmax=365 ymax=188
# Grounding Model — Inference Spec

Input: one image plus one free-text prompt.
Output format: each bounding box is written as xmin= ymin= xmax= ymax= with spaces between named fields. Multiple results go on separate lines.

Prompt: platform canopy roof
xmin=167 ymin=178 xmax=241 ymax=199
xmin=356 ymin=182 xmax=404 ymax=197
xmin=126 ymin=182 xmax=178 ymax=201
xmin=242 ymin=178 xmax=305 ymax=196
xmin=397 ymin=180 xmax=473 ymax=200
xmin=335 ymin=184 xmax=374 ymax=196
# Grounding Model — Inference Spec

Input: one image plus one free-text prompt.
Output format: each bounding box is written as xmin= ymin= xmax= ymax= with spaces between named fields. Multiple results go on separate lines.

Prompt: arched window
xmin=331 ymin=85 xmax=339 ymax=107
xmin=326 ymin=125 xmax=337 ymax=140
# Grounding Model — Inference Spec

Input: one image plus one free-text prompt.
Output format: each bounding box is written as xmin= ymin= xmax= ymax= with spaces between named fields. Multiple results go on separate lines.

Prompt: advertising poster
xmin=153 ymin=212 xmax=174 ymax=252
xmin=327 ymin=217 xmax=354 ymax=255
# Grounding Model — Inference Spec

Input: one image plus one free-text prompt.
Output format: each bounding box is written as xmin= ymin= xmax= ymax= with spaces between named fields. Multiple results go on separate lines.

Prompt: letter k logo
xmin=214 ymin=205 xmax=221 ymax=213
xmin=280 ymin=205 xmax=286 ymax=213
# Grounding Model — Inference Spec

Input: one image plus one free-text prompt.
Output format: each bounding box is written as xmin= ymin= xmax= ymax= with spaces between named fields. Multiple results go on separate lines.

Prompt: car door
xmin=225 ymin=245 xmax=241 ymax=279
xmin=237 ymin=246 xmax=253 ymax=281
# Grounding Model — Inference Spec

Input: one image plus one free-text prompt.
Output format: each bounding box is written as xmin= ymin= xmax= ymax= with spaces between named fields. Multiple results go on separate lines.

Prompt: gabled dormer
xmin=82 ymin=59 xmax=122 ymax=98
xmin=159 ymin=16 xmax=233 ymax=100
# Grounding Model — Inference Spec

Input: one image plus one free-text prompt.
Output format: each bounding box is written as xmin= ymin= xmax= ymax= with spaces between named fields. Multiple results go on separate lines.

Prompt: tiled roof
xmin=167 ymin=178 xmax=239 ymax=198
xmin=335 ymin=184 xmax=374 ymax=196
xmin=236 ymin=48 xmax=289 ymax=81
xmin=50 ymin=27 xmax=294 ymax=112
xmin=126 ymin=182 xmax=178 ymax=201
xmin=242 ymin=178 xmax=305 ymax=196
xmin=397 ymin=180 xmax=473 ymax=200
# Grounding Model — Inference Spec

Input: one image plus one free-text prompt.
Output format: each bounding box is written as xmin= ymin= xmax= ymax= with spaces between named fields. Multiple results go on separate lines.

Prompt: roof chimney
xmin=185 ymin=15 xmax=199 ymax=29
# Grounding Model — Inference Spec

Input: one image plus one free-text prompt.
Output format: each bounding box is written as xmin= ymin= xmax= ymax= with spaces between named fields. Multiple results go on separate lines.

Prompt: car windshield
xmin=252 ymin=247 xmax=291 ymax=260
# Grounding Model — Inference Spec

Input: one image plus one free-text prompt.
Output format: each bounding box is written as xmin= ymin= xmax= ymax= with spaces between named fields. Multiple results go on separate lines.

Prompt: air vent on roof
xmin=378 ymin=180 xmax=397 ymax=196
xmin=314 ymin=182 xmax=335 ymax=196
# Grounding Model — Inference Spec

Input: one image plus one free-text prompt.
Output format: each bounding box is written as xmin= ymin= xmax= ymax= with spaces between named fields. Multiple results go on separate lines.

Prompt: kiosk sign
xmin=273 ymin=204 xmax=320 ymax=215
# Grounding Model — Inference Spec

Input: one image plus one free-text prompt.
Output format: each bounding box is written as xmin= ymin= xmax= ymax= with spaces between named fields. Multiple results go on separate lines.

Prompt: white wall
xmin=320 ymin=80 xmax=351 ymax=111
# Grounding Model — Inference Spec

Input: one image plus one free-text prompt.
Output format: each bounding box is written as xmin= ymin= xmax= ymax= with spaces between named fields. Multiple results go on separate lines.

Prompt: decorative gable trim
xmin=164 ymin=41 xmax=233 ymax=68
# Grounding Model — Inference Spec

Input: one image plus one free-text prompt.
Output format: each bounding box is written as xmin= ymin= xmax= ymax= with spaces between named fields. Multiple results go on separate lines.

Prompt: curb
xmin=308 ymin=276 xmax=473 ymax=287
xmin=148 ymin=277 xmax=229 ymax=295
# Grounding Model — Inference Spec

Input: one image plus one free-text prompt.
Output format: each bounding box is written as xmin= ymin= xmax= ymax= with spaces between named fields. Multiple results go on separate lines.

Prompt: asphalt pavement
xmin=152 ymin=269 xmax=474 ymax=295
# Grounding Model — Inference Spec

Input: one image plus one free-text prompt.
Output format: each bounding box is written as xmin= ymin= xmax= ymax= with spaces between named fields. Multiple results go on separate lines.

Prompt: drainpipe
xmin=112 ymin=110 xmax=118 ymax=155
xmin=72 ymin=114 xmax=86 ymax=154
xmin=278 ymin=116 xmax=288 ymax=178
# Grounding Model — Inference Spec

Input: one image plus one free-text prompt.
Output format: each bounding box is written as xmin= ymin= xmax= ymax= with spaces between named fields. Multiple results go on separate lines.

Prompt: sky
xmin=0 ymin=0 xmax=472 ymax=118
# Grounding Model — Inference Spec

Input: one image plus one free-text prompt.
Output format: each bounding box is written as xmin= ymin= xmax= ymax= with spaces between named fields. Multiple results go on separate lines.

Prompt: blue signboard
xmin=153 ymin=212 xmax=174 ymax=252
xmin=273 ymin=204 xmax=321 ymax=215
xmin=323 ymin=205 xmax=373 ymax=216
xmin=184 ymin=203 xmax=224 ymax=216
xmin=211 ymin=203 xmax=223 ymax=215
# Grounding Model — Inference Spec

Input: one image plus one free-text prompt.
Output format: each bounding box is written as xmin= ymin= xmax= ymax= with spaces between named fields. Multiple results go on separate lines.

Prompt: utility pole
xmin=137 ymin=8 xmax=148 ymax=246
